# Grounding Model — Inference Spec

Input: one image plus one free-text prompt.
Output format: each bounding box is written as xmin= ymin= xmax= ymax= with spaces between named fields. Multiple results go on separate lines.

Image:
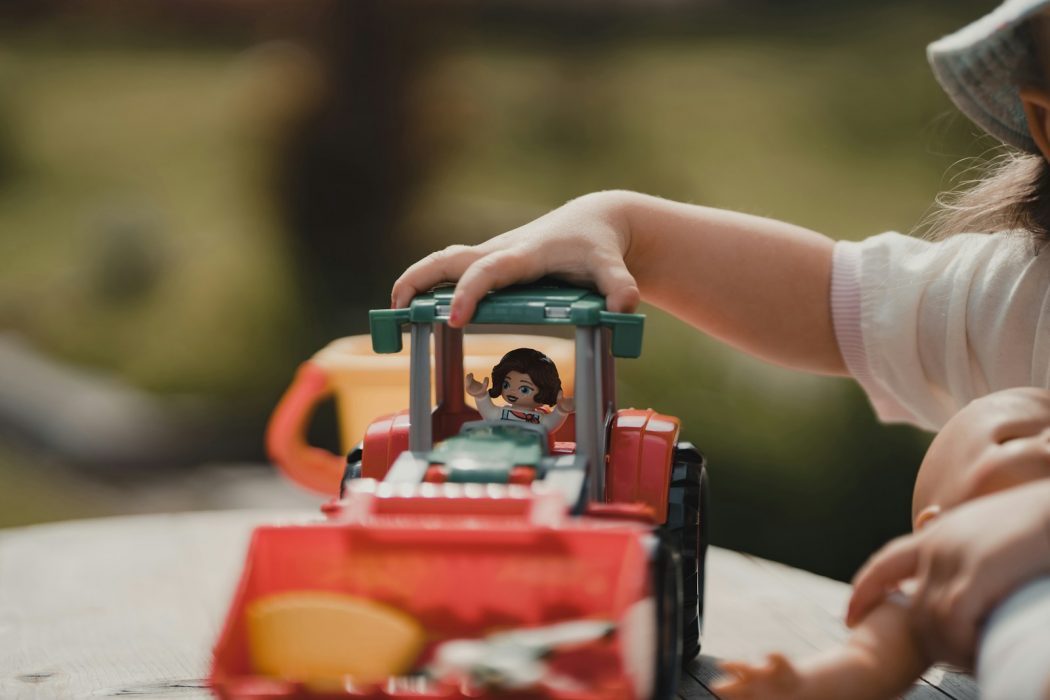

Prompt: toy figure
xmin=466 ymin=348 xmax=575 ymax=433
xmin=713 ymin=388 xmax=1050 ymax=700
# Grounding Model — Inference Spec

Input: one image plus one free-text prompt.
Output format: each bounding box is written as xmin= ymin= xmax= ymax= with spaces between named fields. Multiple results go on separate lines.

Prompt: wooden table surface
xmin=0 ymin=510 xmax=977 ymax=700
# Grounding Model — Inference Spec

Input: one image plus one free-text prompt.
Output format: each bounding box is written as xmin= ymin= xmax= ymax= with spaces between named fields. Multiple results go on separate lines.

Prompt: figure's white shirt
xmin=473 ymin=394 xmax=570 ymax=433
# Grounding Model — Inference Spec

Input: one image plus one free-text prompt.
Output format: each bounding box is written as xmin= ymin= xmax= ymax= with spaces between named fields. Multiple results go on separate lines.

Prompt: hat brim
xmin=927 ymin=0 xmax=1050 ymax=152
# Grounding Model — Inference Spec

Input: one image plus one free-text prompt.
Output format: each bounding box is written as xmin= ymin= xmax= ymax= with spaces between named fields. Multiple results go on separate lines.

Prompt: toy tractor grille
xmin=422 ymin=463 xmax=538 ymax=485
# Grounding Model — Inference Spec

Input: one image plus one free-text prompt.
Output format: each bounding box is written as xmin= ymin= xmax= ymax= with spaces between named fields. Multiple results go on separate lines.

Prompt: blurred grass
xmin=0 ymin=40 xmax=304 ymax=402
xmin=405 ymin=6 xmax=985 ymax=252
xmin=0 ymin=4 xmax=990 ymax=578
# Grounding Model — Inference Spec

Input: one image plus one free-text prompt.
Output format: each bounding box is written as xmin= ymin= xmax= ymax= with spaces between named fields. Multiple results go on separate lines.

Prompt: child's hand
xmin=390 ymin=191 xmax=640 ymax=328
xmin=912 ymin=388 xmax=1050 ymax=521
xmin=556 ymin=391 xmax=575 ymax=414
xmin=847 ymin=480 xmax=1050 ymax=669
xmin=465 ymin=373 xmax=488 ymax=398
xmin=714 ymin=654 xmax=802 ymax=699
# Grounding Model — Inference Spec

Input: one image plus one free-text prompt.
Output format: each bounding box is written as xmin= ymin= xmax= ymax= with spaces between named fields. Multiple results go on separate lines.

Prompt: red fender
xmin=606 ymin=409 xmax=681 ymax=523
xmin=361 ymin=410 xmax=411 ymax=480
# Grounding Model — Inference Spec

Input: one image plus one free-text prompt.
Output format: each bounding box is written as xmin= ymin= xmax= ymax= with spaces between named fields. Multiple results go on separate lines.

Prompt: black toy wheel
xmin=662 ymin=442 xmax=708 ymax=664
xmin=338 ymin=443 xmax=363 ymax=498
xmin=651 ymin=535 xmax=683 ymax=700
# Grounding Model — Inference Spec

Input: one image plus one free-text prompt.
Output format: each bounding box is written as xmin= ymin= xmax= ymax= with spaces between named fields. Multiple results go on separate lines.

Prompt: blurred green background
xmin=0 ymin=0 xmax=996 ymax=581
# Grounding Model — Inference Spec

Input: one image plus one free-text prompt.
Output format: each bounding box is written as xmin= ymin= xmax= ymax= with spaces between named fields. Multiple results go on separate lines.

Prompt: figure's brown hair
xmin=488 ymin=347 xmax=562 ymax=406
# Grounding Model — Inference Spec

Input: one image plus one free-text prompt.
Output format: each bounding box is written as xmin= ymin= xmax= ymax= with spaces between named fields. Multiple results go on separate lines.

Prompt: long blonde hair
xmin=922 ymin=150 xmax=1050 ymax=241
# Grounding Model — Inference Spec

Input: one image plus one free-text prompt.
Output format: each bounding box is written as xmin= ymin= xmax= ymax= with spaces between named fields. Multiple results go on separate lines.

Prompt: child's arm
xmin=849 ymin=480 xmax=1050 ymax=669
xmin=714 ymin=595 xmax=930 ymax=700
xmin=392 ymin=191 xmax=846 ymax=376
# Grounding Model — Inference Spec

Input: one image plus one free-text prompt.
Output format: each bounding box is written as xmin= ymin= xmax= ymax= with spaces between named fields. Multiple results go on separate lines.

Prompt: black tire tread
xmin=662 ymin=442 xmax=708 ymax=665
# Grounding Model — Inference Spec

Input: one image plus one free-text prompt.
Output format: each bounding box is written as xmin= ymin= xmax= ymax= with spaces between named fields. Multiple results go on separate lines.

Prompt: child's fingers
xmin=765 ymin=653 xmax=801 ymax=690
xmin=712 ymin=660 xmax=764 ymax=698
xmin=913 ymin=577 xmax=980 ymax=670
xmin=910 ymin=554 xmax=981 ymax=669
xmin=451 ymin=250 xmax=538 ymax=327
xmin=963 ymin=436 xmax=1050 ymax=500
xmin=717 ymin=660 xmax=756 ymax=683
xmin=391 ymin=245 xmax=482 ymax=309
xmin=847 ymin=535 xmax=919 ymax=627
xmin=766 ymin=653 xmax=793 ymax=676
xmin=591 ymin=258 xmax=640 ymax=314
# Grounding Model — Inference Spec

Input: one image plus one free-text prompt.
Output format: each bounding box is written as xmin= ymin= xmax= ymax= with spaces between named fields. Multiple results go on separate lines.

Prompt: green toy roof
xmin=369 ymin=283 xmax=644 ymax=358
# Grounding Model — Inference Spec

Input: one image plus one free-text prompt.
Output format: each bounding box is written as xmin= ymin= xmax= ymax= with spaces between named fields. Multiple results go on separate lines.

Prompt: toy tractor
xmin=211 ymin=285 xmax=709 ymax=700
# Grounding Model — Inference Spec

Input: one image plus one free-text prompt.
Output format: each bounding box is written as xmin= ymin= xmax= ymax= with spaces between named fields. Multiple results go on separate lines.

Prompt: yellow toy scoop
xmin=246 ymin=591 xmax=425 ymax=684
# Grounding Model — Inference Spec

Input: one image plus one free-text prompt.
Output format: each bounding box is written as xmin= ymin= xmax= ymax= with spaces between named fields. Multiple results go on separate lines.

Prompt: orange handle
xmin=266 ymin=360 xmax=345 ymax=495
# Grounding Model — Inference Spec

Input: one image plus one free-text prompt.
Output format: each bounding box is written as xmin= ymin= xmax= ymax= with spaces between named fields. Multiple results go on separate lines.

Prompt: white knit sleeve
xmin=831 ymin=231 xmax=1050 ymax=431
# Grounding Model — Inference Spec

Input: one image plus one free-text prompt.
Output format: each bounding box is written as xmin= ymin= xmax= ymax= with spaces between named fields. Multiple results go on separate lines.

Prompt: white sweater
xmin=833 ymin=231 xmax=1050 ymax=697
xmin=831 ymin=231 xmax=1050 ymax=431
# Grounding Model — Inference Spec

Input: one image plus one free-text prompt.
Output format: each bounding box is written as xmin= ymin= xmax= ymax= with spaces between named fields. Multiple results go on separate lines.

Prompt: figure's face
xmin=500 ymin=370 xmax=540 ymax=409
xmin=914 ymin=388 xmax=1050 ymax=524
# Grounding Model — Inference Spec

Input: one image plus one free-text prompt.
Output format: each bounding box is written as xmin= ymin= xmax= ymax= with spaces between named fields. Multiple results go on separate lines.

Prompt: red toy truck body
xmin=211 ymin=285 xmax=707 ymax=699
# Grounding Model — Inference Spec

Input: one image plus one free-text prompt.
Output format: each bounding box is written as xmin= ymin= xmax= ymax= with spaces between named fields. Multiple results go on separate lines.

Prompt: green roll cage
xmin=368 ymin=284 xmax=645 ymax=504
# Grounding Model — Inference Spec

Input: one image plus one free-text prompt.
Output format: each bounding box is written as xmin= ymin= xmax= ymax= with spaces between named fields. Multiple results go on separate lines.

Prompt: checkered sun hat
xmin=928 ymin=0 xmax=1050 ymax=152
